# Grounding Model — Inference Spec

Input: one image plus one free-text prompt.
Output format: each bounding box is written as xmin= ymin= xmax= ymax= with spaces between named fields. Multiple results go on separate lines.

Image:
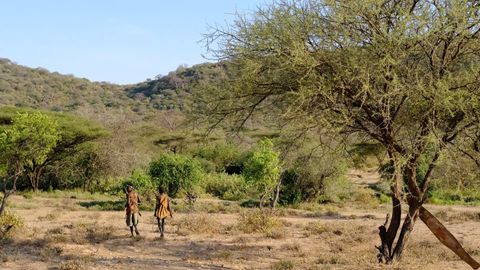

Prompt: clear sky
xmin=0 ymin=1 xmax=266 ymax=84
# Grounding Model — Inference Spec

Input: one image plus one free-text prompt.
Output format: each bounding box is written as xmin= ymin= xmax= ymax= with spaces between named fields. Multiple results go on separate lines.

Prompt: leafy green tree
xmin=1 ymin=112 xmax=60 ymax=192
xmin=149 ymin=153 xmax=203 ymax=197
xmin=0 ymin=107 xmax=109 ymax=192
xmin=193 ymin=142 xmax=243 ymax=173
xmin=201 ymin=0 xmax=480 ymax=266
xmin=243 ymin=139 xmax=281 ymax=208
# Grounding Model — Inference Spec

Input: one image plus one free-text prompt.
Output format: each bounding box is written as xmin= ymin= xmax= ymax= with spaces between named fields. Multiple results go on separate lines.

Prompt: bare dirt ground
xmin=1 ymin=194 xmax=479 ymax=270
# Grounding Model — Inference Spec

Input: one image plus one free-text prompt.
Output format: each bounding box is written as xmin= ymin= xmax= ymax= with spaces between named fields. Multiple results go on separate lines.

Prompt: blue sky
xmin=0 ymin=1 xmax=266 ymax=84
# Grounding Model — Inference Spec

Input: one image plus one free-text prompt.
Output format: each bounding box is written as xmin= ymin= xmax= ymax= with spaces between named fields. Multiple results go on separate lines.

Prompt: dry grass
xmin=37 ymin=212 xmax=57 ymax=221
xmin=434 ymin=209 xmax=480 ymax=223
xmin=271 ymin=260 xmax=295 ymax=270
xmin=237 ymin=209 xmax=282 ymax=235
xmin=172 ymin=214 xmax=224 ymax=235
xmin=2 ymin=194 xmax=480 ymax=270
xmin=59 ymin=259 xmax=89 ymax=270
xmin=38 ymin=246 xmax=63 ymax=261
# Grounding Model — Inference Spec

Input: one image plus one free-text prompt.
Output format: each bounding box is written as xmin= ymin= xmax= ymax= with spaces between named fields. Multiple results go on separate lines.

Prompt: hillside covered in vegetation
xmin=0 ymin=57 xmax=226 ymax=115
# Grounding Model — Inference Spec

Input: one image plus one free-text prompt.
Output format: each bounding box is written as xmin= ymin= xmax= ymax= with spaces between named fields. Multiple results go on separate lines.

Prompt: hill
xmin=0 ymin=57 xmax=225 ymax=116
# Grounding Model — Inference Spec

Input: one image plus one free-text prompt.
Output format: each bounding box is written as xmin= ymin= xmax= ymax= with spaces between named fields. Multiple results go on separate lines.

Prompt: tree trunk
xmin=28 ymin=166 xmax=44 ymax=192
xmin=271 ymin=171 xmax=284 ymax=209
xmin=0 ymin=172 xmax=20 ymax=217
xmin=0 ymin=192 xmax=9 ymax=217
xmin=377 ymin=156 xmax=479 ymax=269
xmin=378 ymin=196 xmax=420 ymax=263
xmin=377 ymin=157 xmax=403 ymax=263
xmin=259 ymin=193 xmax=265 ymax=209
xmin=391 ymin=200 xmax=420 ymax=261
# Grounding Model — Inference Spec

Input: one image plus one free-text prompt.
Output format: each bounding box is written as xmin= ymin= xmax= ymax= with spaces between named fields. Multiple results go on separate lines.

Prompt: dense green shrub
xmin=279 ymin=152 xmax=351 ymax=205
xmin=193 ymin=142 xmax=244 ymax=173
xmin=110 ymin=169 xmax=155 ymax=202
xmin=203 ymin=173 xmax=247 ymax=201
xmin=243 ymin=139 xmax=281 ymax=206
xmin=149 ymin=153 xmax=204 ymax=197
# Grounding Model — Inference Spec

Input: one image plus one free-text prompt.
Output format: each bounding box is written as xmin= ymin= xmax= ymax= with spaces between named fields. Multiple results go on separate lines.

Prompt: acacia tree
xmin=243 ymin=139 xmax=281 ymax=208
xmin=0 ymin=112 xmax=59 ymax=214
xmin=200 ymin=0 xmax=480 ymax=267
xmin=0 ymin=107 xmax=109 ymax=191
xmin=14 ymin=113 xmax=61 ymax=191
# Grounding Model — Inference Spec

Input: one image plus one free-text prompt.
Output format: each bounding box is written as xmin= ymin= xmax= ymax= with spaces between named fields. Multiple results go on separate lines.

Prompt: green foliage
xmin=203 ymin=173 xmax=247 ymax=201
xmin=0 ymin=58 xmax=129 ymax=113
xmin=45 ymin=143 xmax=110 ymax=191
xmin=201 ymin=0 xmax=480 ymax=213
xmin=112 ymin=169 xmax=154 ymax=193
xmin=280 ymin=149 xmax=350 ymax=205
xmin=428 ymin=189 xmax=480 ymax=206
xmin=243 ymin=139 xmax=281 ymax=199
xmin=0 ymin=211 xmax=24 ymax=240
xmin=318 ymin=175 xmax=356 ymax=203
xmin=149 ymin=153 xmax=204 ymax=197
xmin=0 ymin=111 xmax=60 ymax=168
xmin=348 ymin=143 xmax=385 ymax=169
xmin=193 ymin=142 xmax=244 ymax=173
xmin=0 ymin=107 xmax=108 ymax=191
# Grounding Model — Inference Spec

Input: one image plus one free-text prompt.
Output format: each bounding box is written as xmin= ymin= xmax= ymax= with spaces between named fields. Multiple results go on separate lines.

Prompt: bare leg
xmin=161 ymin=218 xmax=165 ymax=237
xmin=157 ymin=217 xmax=163 ymax=235
xmin=157 ymin=217 xmax=165 ymax=237
xmin=129 ymin=226 xmax=134 ymax=236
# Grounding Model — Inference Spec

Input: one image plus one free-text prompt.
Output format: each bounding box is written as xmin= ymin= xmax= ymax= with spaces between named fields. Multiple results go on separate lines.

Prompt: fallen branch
xmin=419 ymin=206 xmax=480 ymax=269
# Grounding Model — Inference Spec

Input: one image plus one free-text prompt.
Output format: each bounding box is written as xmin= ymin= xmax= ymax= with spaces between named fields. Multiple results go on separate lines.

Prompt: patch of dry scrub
xmin=172 ymin=214 xmax=224 ymax=235
xmin=237 ymin=210 xmax=284 ymax=238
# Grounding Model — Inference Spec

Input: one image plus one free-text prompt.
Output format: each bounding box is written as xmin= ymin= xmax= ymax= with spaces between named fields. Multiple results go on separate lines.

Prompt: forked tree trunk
xmin=271 ymin=171 xmax=285 ymax=209
xmin=378 ymin=176 xmax=480 ymax=268
xmin=378 ymin=194 xmax=420 ymax=263
xmin=27 ymin=166 xmax=44 ymax=192
xmin=390 ymin=199 xmax=420 ymax=261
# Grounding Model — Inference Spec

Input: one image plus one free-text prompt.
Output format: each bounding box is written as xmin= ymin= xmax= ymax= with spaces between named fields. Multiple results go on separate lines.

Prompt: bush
xmin=237 ymin=209 xmax=281 ymax=235
xmin=242 ymin=139 xmax=281 ymax=205
xmin=280 ymin=152 xmax=351 ymax=205
xmin=0 ymin=211 xmax=24 ymax=240
xmin=319 ymin=175 xmax=357 ymax=203
xmin=149 ymin=153 xmax=204 ymax=197
xmin=203 ymin=173 xmax=247 ymax=201
xmin=192 ymin=142 xmax=244 ymax=173
xmin=113 ymin=169 xmax=155 ymax=199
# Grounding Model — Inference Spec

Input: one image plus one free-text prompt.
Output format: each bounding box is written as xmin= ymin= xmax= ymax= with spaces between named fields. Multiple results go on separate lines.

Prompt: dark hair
xmin=158 ymin=186 xmax=165 ymax=194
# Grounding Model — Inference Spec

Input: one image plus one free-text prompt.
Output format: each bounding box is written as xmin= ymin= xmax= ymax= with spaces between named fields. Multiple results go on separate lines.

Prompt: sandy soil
xmin=1 ymin=192 xmax=479 ymax=270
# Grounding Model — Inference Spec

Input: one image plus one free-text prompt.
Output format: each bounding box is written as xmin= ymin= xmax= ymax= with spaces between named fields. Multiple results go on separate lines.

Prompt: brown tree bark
xmin=27 ymin=166 xmax=44 ymax=192
xmin=419 ymin=207 xmax=480 ymax=269
xmin=0 ymin=171 xmax=20 ymax=217
xmin=378 ymin=194 xmax=420 ymax=263
xmin=271 ymin=171 xmax=285 ymax=209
